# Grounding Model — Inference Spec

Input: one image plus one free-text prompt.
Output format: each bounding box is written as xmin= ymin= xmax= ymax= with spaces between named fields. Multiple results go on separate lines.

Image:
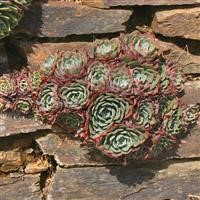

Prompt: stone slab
xmin=82 ymin=0 xmax=200 ymax=8
xmin=15 ymin=2 xmax=132 ymax=37
xmin=47 ymin=161 xmax=200 ymax=200
xmin=0 ymin=174 xmax=41 ymax=200
xmin=152 ymin=8 xmax=200 ymax=40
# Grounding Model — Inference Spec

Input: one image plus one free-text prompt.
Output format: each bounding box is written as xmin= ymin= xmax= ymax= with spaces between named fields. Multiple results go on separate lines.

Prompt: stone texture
xmin=160 ymin=40 xmax=200 ymax=74
xmin=47 ymin=161 xmax=200 ymax=200
xmin=152 ymin=8 xmax=200 ymax=40
xmin=82 ymin=0 xmax=200 ymax=8
xmin=14 ymin=41 xmax=92 ymax=67
xmin=0 ymin=174 xmax=41 ymax=200
xmin=181 ymin=81 xmax=200 ymax=105
xmin=15 ymin=2 xmax=132 ymax=37
xmin=35 ymin=133 xmax=63 ymax=155
xmin=0 ymin=114 xmax=51 ymax=137
xmin=0 ymin=151 xmax=23 ymax=173
xmin=54 ymin=137 xmax=116 ymax=167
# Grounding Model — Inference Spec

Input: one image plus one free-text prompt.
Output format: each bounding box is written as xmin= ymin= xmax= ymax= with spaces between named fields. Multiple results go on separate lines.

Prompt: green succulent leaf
xmin=110 ymin=67 xmax=132 ymax=92
xmin=94 ymin=38 xmax=120 ymax=60
xmin=88 ymin=61 xmax=109 ymax=88
xmin=150 ymin=136 xmax=172 ymax=157
xmin=40 ymin=53 xmax=59 ymax=76
xmin=159 ymin=95 xmax=179 ymax=118
xmin=14 ymin=98 xmax=32 ymax=115
xmin=183 ymin=104 xmax=200 ymax=125
xmin=55 ymin=52 xmax=87 ymax=78
xmin=163 ymin=108 xmax=184 ymax=136
xmin=0 ymin=74 xmax=15 ymax=97
xmin=37 ymin=83 xmax=61 ymax=115
xmin=59 ymin=82 xmax=89 ymax=109
xmin=0 ymin=0 xmax=31 ymax=39
xmin=55 ymin=112 xmax=82 ymax=133
xmin=132 ymin=66 xmax=160 ymax=96
xmin=160 ymin=64 xmax=170 ymax=91
xmin=89 ymin=94 xmax=131 ymax=139
xmin=29 ymin=70 xmax=43 ymax=91
xmin=98 ymin=126 xmax=145 ymax=157
xmin=0 ymin=97 xmax=9 ymax=111
xmin=124 ymin=32 xmax=157 ymax=57
xmin=133 ymin=101 xmax=157 ymax=128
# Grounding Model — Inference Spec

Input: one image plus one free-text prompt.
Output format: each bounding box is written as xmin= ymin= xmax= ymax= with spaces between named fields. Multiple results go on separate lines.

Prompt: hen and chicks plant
xmin=0 ymin=30 xmax=199 ymax=160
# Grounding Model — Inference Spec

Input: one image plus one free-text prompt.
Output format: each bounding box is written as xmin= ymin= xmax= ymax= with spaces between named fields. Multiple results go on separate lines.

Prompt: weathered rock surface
xmin=0 ymin=114 xmax=51 ymax=137
xmin=35 ymin=133 xmax=63 ymax=155
xmin=160 ymin=40 xmax=200 ymax=74
xmin=54 ymin=137 xmax=116 ymax=167
xmin=0 ymin=174 xmax=41 ymax=200
xmin=47 ymin=161 xmax=200 ymax=200
xmin=152 ymin=8 xmax=200 ymax=40
xmin=15 ymin=2 xmax=132 ymax=37
xmin=14 ymin=41 xmax=92 ymax=67
xmin=181 ymin=81 xmax=200 ymax=105
xmin=82 ymin=0 xmax=200 ymax=8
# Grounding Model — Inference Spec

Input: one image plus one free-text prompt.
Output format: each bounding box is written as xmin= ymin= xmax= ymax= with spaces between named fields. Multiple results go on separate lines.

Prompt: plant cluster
xmin=0 ymin=31 xmax=199 ymax=159
xmin=0 ymin=0 xmax=32 ymax=39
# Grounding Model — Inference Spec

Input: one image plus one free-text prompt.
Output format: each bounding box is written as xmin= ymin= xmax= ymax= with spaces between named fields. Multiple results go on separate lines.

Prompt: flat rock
xmin=181 ymin=81 xmax=200 ymax=105
xmin=0 ymin=114 xmax=51 ymax=137
xmin=54 ymin=137 xmax=116 ymax=167
xmin=152 ymin=8 xmax=200 ymax=40
xmin=47 ymin=161 xmax=200 ymax=200
xmin=35 ymin=133 xmax=63 ymax=155
xmin=160 ymin=40 xmax=200 ymax=74
xmin=15 ymin=2 xmax=132 ymax=37
xmin=0 ymin=174 xmax=41 ymax=200
xmin=82 ymin=0 xmax=200 ymax=8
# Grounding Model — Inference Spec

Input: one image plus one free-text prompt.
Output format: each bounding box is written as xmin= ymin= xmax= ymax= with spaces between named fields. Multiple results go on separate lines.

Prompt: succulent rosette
xmin=88 ymin=94 xmax=132 ymax=140
xmin=97 ymin=126 xmax=146 ymax=158
xmin=170 ymin=69 xmax=185 ymax=93
xmin=15 ymin=70 xmax=29 ymax=94
xmin=0 ymin=97 xmax=9 ymax=111
xmin=55 ymin=112 xmax=83 ymax=134
xmin=59 ymin=82 xmax=89 ymax=110
xmin=0 ymin=0 xmax=32 ymax=39
xmin=150 ymin=136 xmax=173 ymax=157
xmin=159 ymin=64 xmax=171 ymax=92
xmin=55 ymin=51 xmax=87 ymax=80
xmin=0 ymin=74 xmax=16 ymax=97
xmin=133 ymin=100 xmax=158 ymax=129
xmin=94 ymin=38 xmax=120 ymax=60
xmin=132 ymin=65 xmax=160 ymax=96
xmin=160 ymin=64 xmax=184 ymax=94
xmin=109 ymin=67 xmax=133 ymax=95
xmin=121 ymin=32 xmax=158 ymax=60
xmin=159 ymin=95 xmax=179 ymax=118
xmin=28 ymin=70 xmax=44 ymax=92
xmin=0 ymin=30 xmax=199 ymax=161
xmin=162 ymin=107 xmax=185 ymax=136
xmin=183 ymin=104 xmax=200 ymax=125
xmin=13 ymin=98 xmax=32 ymax=115
xmin=36 ymin=82 xmax=62 ymax=122
xmin=88 ymin=61 xmax=109 ymax=89
xmin=40 ymin=53 xmax=60 ymax=76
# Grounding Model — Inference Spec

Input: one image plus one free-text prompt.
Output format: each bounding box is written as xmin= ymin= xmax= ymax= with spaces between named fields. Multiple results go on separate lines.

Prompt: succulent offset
xmin=0 ymin=0 xmax=32 ymax=39
xmin=0 ymin=30 xmax=199 ymax=160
